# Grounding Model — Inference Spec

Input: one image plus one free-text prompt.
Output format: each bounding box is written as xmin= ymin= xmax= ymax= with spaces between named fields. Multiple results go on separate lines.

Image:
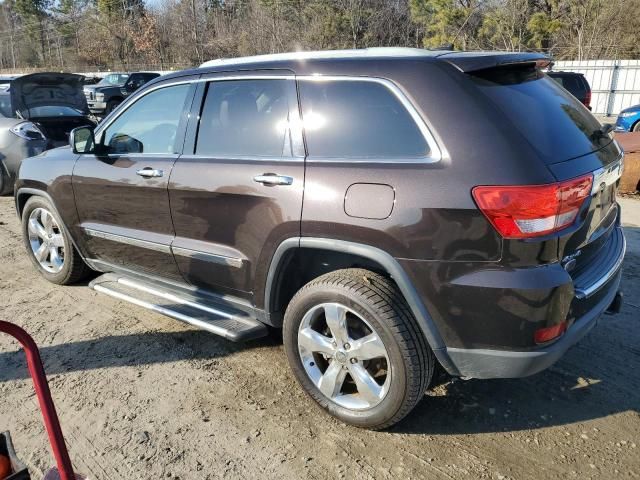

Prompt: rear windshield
xmin=549 ymin=74 xmax=587 ymax=95
xmin=472 ymin=66 xmax=609 ymax=164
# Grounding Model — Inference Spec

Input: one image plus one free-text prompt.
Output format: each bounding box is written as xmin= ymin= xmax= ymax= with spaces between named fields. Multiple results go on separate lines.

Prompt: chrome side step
xmin=89 ymin=273 xmax=268 ymax=342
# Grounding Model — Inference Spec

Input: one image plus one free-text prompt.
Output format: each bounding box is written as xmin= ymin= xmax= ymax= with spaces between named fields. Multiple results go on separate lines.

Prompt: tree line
xmin=0 ymin=0 xmax=639 ymax=72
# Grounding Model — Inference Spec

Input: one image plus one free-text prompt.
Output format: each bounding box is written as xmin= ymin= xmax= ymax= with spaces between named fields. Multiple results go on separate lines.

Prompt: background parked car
xmin=0 ymin=72 xmax=96 ymax=195
xmin=547 ymin=71 xmax=592 ymax=110
xmin=615 ymin=104 xmax=640 ymax=132
xmin=81 ymin=75 xmax=103 ymax=86
xmin=83 ymin=72 xmax=160 ymax=116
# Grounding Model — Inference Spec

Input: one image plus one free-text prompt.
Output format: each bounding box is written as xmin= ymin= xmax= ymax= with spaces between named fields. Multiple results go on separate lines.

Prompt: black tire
xmin=21 ymin=196 xmax=91 ymax=285
xmin=633 ymin=121 xmax=640 ymax=133
xmin=283 ymin=268 xmax=434 ymax=430
xmin=106 ymin=99 xmax=121 ymax=114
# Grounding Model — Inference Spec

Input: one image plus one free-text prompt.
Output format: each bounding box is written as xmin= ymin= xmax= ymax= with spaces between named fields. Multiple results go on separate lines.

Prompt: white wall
xmin=553 ymin=60 xmax=640 ymax=116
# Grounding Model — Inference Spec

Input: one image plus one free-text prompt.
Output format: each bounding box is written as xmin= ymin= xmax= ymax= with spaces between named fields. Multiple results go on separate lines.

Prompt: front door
xmin=168 ymin=74 xmax=304 ymax=302
xmin=73 ymin=80 xmax=195 ymax=280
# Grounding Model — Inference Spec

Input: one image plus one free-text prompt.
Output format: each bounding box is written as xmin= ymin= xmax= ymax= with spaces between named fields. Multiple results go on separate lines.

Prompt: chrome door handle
xmin=253 ymin=174 xmax=293 ymax=186
xmin=136 ymin=168 xmax=164 ymax=178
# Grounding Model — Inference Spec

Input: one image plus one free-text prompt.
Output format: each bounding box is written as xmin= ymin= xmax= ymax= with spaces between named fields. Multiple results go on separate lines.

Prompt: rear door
xmin=72 ymin=79 xmax=196 ymax=280
xmin=168 ymin=72 xmax=304 ymax=302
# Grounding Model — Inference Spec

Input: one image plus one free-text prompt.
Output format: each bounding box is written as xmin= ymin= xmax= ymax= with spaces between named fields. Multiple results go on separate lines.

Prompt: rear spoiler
xmin=436 ymin=52 xmax=551 ymax=73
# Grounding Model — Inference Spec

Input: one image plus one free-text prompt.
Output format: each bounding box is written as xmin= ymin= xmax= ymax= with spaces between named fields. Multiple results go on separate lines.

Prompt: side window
xmin=299 ymin=80 xmax=429 ymax=159
xmin=102 ymin=83 xmax=190 ymax=155
xmin=195 ymin=79 xmax=292 ymax=157
xmin=126 ymin=74 xmax=148 ymax=90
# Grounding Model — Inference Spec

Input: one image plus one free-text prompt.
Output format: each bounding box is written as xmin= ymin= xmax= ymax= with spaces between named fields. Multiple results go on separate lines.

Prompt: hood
xmin=620 ymin=104 xmax=640 ymax=114
xmin=10 ymin=73 xmax=89 ymax=118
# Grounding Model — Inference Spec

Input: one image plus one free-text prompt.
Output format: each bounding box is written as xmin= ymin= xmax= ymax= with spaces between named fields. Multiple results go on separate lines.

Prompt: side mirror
xmin=70 ymin=126 xmax=96 ymax=154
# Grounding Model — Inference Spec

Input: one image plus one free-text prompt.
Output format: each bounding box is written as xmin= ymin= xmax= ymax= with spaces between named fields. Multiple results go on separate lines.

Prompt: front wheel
xmin=633 ymin=121 xmax=640 ymax=133
xmin=106 ymin=99 xmax=121 ymax=114
xmin=0 ymin=162 xmax=11 ymax=196
xmin=21 ymin=196 xmax=91 ymax=285
xmin=283 ymin=269 xmax=434 ymax=429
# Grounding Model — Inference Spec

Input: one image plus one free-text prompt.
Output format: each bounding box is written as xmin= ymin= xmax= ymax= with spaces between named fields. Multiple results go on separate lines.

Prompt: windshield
xmin=98 ymin=74 xmax=129 ymax=86
xmin=28 ymin=105 xmax=84 ymax=117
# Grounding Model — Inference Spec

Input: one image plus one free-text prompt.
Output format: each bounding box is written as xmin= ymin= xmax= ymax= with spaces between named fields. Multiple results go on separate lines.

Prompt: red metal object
xmin=0 ymin=320 xmax=76 ymax=480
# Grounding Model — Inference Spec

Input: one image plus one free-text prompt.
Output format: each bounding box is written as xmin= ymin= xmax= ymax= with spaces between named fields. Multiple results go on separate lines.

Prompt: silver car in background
xmin=0 ymin=73 xmax=96 ymax=194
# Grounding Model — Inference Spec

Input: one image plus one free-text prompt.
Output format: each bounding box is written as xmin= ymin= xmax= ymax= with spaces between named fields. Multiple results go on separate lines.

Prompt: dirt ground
xmin=1 ymin=196 xmax=639 ymax=480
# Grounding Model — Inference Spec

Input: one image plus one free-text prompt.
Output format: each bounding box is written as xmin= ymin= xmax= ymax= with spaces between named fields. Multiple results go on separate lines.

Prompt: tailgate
xmin=547 ymin=141 xmax=624 ymax=276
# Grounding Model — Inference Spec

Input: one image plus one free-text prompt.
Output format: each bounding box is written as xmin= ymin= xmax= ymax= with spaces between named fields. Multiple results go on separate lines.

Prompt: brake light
xmin=534 ymin=321 xmax=567 ymax=344
xmin=583 ymin=90 xmax=592 ymax=108
xmin=472 ymin=174 xmax=593 ymax=239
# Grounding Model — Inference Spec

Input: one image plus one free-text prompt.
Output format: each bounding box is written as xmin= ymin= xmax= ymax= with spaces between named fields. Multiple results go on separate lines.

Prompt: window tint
xmin=103 ymin=83 xmax=190 ymax=155
xmin=549 ymin=74 xmax=586 ymax=96
xmin=474 ymin=69 xmax=605 ymax=164
xmin=299 ymin=80 xmax=428 ymax=159
xmin=196 ymin=79 xmax=292 ymax=157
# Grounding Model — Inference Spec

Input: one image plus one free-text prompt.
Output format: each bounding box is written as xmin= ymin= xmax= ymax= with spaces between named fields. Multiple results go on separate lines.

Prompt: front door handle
xmin=136 ymin=168 xmax=164 ymax=178
xmin=253 ymin=174 xmax=293 ymax=186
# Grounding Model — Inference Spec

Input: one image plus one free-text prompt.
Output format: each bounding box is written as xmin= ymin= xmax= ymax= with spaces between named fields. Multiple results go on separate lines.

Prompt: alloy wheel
xmin=27 ymin=207 xmax=65 ymax=274
xmin=297 ymin=302 xmax=391 ymax=410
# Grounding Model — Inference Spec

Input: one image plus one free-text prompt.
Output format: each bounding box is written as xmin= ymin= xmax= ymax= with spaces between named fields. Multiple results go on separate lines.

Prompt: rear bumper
xmin=445 ymin=269 xmax=621 ymax=378
xmin=441 ymin=226 xmax=625 ymax=379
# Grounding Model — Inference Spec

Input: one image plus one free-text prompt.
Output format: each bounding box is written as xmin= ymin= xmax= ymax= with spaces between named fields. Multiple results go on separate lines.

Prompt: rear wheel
xmin=283 ymin=269 xmax=434 ymax=429
xmin=21 ymin=196 xmax=91 ymax=285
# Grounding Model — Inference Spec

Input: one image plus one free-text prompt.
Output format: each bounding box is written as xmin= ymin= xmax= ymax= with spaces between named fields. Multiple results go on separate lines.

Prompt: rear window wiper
xmin=591 ymin=123 xmax=614 ymax=142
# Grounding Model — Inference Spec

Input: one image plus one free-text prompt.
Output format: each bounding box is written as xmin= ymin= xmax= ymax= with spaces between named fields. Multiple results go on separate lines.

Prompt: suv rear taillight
xmin=584 ymin=89 xmax=592 ymax=109
xmin=472 ymin=174 xmax=593 ymax=239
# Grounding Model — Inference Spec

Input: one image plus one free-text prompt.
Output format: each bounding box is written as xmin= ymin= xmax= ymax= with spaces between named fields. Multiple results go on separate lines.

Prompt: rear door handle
xmin=253 ymin=174 xmax=293 ymax=186
xmin=136 ymin=168 xmax=164 ymax=178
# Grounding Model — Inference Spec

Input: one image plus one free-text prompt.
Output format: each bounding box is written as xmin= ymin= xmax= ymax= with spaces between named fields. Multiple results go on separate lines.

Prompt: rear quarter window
xmin=473 ymin=67 xmax=607 ymax=164
xmin=298 ymin=79 xmax=429 ymax=160
xmin=549 ymin=74 xmax=587 ymax=96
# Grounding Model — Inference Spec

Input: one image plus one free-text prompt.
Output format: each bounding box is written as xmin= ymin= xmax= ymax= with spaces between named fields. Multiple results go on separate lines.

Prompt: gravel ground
xmin=1 ymin=196 xmax=639 ymax=480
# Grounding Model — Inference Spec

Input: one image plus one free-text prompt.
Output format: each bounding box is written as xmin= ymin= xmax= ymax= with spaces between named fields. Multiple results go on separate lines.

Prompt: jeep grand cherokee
xmin=15 ymin=48 xmax=625 ymax=429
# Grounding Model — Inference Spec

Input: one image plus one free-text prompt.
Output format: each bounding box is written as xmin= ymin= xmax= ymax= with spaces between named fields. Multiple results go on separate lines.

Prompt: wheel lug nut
xmin=344 ymin=343 xmax=350 ymax=350
xmin=332 ymin=342 xmax=337 ymax=348
xmin=350 ymin=358 xmax=358 ymax=364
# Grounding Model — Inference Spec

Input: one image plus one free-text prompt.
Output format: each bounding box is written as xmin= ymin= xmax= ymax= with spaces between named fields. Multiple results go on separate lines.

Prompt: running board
xmin=89 ymin=273 xmax=268 ymax=342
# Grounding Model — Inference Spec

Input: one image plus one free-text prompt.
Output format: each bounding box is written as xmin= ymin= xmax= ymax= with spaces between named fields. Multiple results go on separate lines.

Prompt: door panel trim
xmin=84 ymin=228 xmax=172 ymax=254
xmin=171 ymin=246 xmax=244 ymax=268
xmin=82 ymin=227 xmax=246 ymax=268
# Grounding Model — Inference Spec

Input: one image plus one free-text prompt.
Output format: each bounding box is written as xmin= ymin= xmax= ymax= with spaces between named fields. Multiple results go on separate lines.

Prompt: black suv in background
xmin=548 ymin=71 xmax=592 ymax=110
xmin=83 ymin=72 xmax=160 ymax=115
xmin=15 ymin=49 xmax=625 ymax=429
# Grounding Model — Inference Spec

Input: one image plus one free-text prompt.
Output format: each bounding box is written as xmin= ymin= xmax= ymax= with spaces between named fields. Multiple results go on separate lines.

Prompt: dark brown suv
xmin=15 ymin=48 xmax=625 ymax=429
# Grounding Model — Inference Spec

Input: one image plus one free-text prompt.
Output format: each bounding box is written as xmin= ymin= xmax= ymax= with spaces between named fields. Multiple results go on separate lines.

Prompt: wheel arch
xmin=15 ymin=187 xmax=53 ymax=218
xmin=264 ymin=237 xmax=460 ymax=375
xmin=15 ymin=187 xmax=88 ymax=262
